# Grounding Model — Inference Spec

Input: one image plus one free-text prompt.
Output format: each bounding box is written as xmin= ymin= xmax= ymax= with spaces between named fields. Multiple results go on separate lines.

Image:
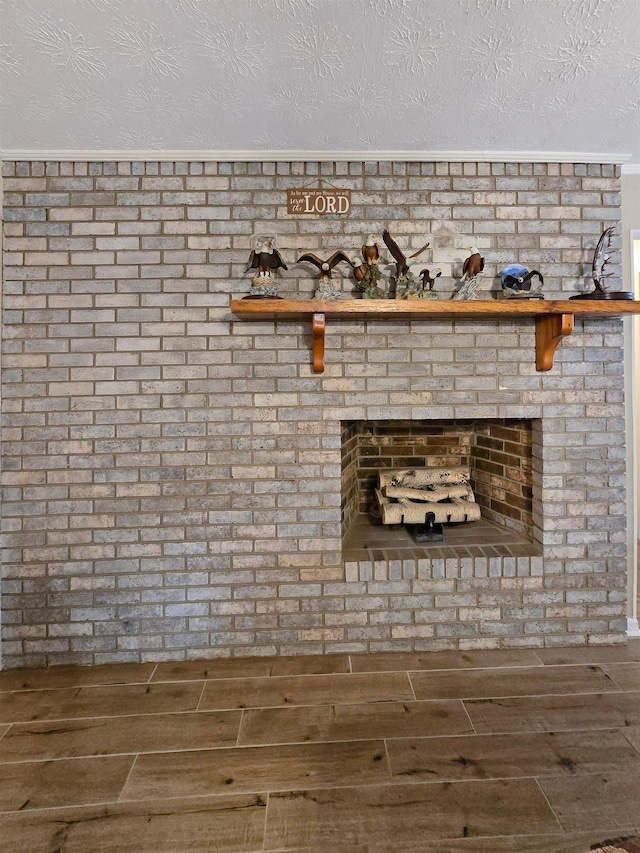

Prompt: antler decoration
xmin=570 ymin=224 xmax=632 ymax=301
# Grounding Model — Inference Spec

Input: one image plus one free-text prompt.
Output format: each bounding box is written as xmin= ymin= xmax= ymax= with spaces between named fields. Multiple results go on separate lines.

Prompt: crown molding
xmin=0 ymin=149 xmax=633 ymax=166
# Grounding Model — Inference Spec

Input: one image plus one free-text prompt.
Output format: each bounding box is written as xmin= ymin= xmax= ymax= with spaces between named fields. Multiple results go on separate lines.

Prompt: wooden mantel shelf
xmin=230 ymin=298 xmax=640 ymax=373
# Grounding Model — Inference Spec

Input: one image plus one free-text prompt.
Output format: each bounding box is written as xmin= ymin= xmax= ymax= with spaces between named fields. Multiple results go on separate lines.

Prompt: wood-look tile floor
xmin=2 ymin=643 xmax=640 ymax=852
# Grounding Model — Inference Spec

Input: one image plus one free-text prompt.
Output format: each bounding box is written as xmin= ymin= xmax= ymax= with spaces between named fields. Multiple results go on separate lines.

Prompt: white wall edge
xmin=622 ymin=164 xmax=640 ymax=175
xmin=0 ymin=149 xmax=633 ymax=165
xmin=0 ymin=162 xmax=3 ymax=670
xmin=624 ymin=313 xmax=638 ymax=636
xmin=627 ymin=617 xmax=640 ymax=637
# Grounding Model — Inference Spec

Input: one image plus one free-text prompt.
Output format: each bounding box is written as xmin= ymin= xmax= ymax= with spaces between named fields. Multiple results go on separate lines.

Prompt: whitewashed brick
xmin=0 ymin=158 xmax=628 ymax=667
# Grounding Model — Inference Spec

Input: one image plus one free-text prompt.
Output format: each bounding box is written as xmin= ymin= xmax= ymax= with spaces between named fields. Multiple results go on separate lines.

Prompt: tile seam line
xmin=0 ymin=772 xmax=587 ymax=814
xmin=384 ymin=828 xmax=640 ymax=843
xmin=460 ymin=697 xmax=478 ymax=735
xmin=533 ymin=776 xmax=565 ymax=832
xmin=0 ymin=679 xmax=174 ymax=695
xmin=195 ymin=679 xmax=208 ymax=712
xmin=236 ymin=729 xmax=482 ymax=748
xmin=0 ymin=686 xmax=633 ymax=724
xmin=144 ymin=660 xmax=617 ymax=683
xmin=0 ymin=723 xmax=627 ymax=761
xmin=117 ymin=752 xmax=141 ymax=804
xmin=0 ymin=740 xmax=274 ymax=763
xmin=7 ymin=730 xmax=561 ymax=762
xmin=116 ymin=740 xmax=388 ymax=761
xmin=0 ymin=789 xmax=273 ymax=816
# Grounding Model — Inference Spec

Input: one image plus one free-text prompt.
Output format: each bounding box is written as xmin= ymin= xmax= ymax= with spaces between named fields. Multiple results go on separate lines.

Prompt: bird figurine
xmin=350 ymin=257 xmax=368 ymax=283
xmin=297 ymin=250 xmax=353 ymax=299
xmin=361 ymin=234 xmax=380 ymax=267
xmin=419 ymin=267 xmax=442 ymax=292
xmin=501 ymin=264 xmax=544 ymax=298
xmin=382 ymin=229 xmax=410 ymax=279
xmin=297 ymin=250 xmax=353 ymax=282
xmin=460 ymin=246 xmax=484 ymax=282
xmin=382 ymin=229 xmax=430 ymax=298
xmin=382 ymin=229 xmax=429 ymax=279
xmin=351 ymin=238 xmax=385 ymax=299
xmin=245 ymin=237 xmax=288 ymax=277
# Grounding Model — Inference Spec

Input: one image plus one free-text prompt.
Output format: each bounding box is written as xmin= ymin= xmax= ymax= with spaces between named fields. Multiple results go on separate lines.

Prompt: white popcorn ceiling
xmin=1 ymin=0 xmax=639 ymax=166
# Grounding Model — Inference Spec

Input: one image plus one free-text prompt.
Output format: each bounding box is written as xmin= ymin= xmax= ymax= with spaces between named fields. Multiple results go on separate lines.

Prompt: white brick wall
xmin=0 ymin=159 xmax=628 ymax=667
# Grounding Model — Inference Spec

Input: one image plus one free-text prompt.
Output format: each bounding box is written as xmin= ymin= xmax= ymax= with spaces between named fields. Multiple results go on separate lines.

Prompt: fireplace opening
xmin=341 ymin=419 xmax=541 ymax=560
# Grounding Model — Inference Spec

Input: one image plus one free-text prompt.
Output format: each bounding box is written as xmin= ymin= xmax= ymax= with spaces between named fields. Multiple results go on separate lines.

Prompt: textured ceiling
xmin=1 ymin=0 xmax=639 ymax=168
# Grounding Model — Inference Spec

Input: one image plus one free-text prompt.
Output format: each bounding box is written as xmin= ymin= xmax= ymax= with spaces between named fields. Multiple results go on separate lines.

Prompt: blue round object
xmin=501 ymin=264 xmax=528 ymax=286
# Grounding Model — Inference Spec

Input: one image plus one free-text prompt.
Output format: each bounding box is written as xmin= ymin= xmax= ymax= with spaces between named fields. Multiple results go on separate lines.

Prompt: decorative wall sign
xmin=287 ymin=188 xmax=351 ymax=215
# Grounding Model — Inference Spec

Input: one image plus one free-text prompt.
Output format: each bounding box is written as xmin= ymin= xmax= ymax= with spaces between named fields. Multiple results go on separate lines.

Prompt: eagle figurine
xmin=350 ymin=241 xmax=385 ymax=299
xmin=419 ymin=267 xmax=442 ymax=292
xmin=297 ymin=250 xmax=353 ymax=282
xmin=501 ymin=264 xmax=544 ymax=293
xmin=361 ymin=234 xmax=380 ymax=266
xmin=382 ymin=229 xmax=429 ymax=279
xmin=460 ymin=247 xmax=484 ymax=282
xmin=351 ymin=259 xmax=367 ymax=283
xmin=382 ymin=229 xmax=409 ymax=278
xmin=245 ymin=237 xmax=288 ymax=277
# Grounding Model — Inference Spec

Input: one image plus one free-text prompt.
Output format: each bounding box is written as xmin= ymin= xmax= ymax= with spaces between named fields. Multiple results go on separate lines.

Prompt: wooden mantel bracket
xmin=312 ymin=312 xmax=326 ymax=373
xmin=535 ymin=313 xmax=574 ymax=372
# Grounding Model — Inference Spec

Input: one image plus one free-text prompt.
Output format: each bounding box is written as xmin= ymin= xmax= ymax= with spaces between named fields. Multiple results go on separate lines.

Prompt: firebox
xmin=341 ymin=419 xmax=541 ymax=560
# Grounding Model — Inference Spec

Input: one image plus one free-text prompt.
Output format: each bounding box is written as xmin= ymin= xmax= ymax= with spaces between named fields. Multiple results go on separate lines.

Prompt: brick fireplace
xmin=0 ymin=158 xmax=630 ymax=668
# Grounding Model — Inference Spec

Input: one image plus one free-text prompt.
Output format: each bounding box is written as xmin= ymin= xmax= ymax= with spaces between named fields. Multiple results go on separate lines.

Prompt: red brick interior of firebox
xmin=341 ymin=419 xmax=536 ymax=559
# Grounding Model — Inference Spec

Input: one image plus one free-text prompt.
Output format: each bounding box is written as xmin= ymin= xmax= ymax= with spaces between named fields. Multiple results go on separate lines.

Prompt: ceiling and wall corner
xmin=623 ymin=177 xmax=640 ymax=280
xmin=0 ymin=0 xmax=638 ymax=170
